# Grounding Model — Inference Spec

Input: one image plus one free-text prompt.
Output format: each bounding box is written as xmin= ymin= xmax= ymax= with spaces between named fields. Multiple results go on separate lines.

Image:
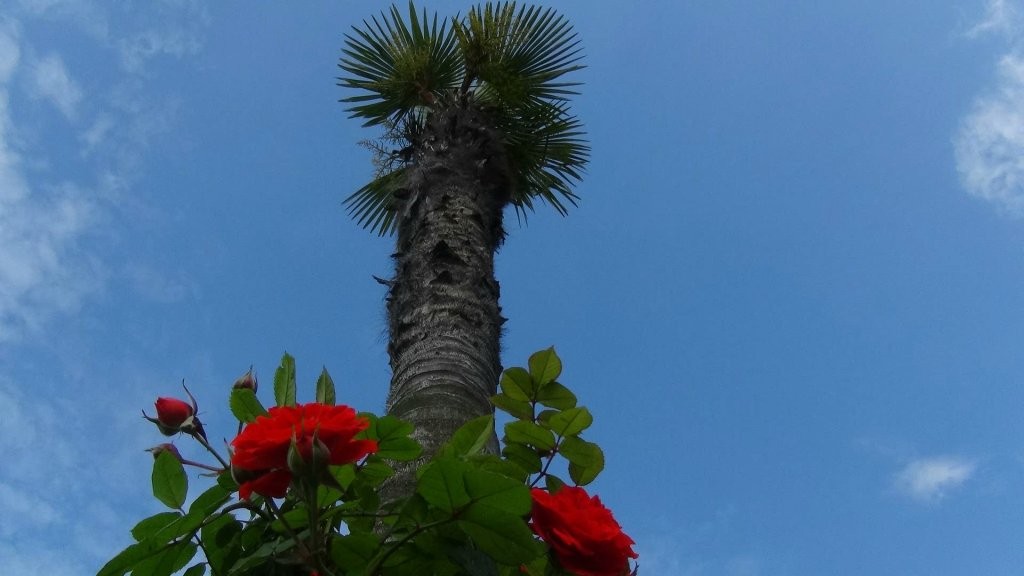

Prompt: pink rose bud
xmin=146 ymin=443 xmax=183 ymax=461
xmin=232 ymin=369 xmax=257 ymax=392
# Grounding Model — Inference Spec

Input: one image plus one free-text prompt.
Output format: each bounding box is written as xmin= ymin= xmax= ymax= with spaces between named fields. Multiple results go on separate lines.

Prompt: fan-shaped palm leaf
xmin=339 ymin=1 xmax=588 ymax=236
xmin=339 ymin=3 xmax=461 ymax=127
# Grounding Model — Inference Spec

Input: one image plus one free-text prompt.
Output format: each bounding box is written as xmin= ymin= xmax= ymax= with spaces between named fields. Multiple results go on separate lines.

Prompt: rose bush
xmin=101 ymin=349 xmax=638 ymax=576
xmin=530 ymin=486 xmax=638 ymax=576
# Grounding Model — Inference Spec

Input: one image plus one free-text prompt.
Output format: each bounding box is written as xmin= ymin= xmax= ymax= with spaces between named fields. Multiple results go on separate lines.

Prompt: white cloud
xmin=16 ymin=0 xmax=110 ymax=41
xmin=967 ymin=0 xmax=1022 ymax=38
xmin=954 ymin=1 xmax=1024 ymax=215
xmin=0 ymin=482 xmax=59 ymax=537
xmin=894 ymin=456 xmax=976 ymax=502
xmin=124 ymin=262 xmax=194 ymax=303
xmin=955 ymin=53 xmax=1024 ymax=214
xmin=119 ymin=27 xmax=202 ymax=73
xmin=79 ymin=113 xmax=111 ymax=154
xmin=0 ymin=21 xmax=19 ymax=83
xmin=29 ymin=52 xmax=81 ymax=119
xmin=0 ymin=2 xmax=207 ymax=343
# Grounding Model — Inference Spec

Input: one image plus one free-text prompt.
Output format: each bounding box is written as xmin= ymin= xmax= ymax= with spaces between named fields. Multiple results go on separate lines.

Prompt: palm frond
xmin=456 ymin=3 xmax=584 ymax=110
xmin=344 ymin=166 xmax=409 ymax=236
xmin=494 ymin=98 xmax=588 ymax=217
xmin=339 ymin=2 xmax=462 ymax=127
xmin=340 ymin=2 xmax=589 ymax=235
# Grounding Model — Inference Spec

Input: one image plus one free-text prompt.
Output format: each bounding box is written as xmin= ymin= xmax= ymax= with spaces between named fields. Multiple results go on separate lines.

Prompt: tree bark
xmin=382 ymin=101 xmax=511 ymax=502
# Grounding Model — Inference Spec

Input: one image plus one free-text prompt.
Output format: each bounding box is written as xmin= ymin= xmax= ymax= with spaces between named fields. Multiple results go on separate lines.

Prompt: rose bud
xmin=146 ymin=443 xmax=183 ymax=461
xmin=287 ymin=432 xmax=331 ymax=481
xmin=156 ymin=397 xmax=192 ymax=427
xmin=232 ymin=368 xmax=257 ymax=392
xmin=144 ymin=397 xmax=194 ymax=436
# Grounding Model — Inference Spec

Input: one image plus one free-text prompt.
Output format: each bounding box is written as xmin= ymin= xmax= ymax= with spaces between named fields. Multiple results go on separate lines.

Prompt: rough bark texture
xmin=382 ymin=101 xmax=510 ymax=503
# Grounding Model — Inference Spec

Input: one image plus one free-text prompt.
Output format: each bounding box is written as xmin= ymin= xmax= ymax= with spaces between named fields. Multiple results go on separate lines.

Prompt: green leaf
xmin=535 ymin=381 xmax=576 ymax=409
xmin=499 ymin=367 xmax=534 ymax=401
xmin=315 ymin=366 xmax=336 ymax=405
xmin=142 ymin=509 xmax=207 ymax=544
xmin=340 ymin=3 xmax=462 ymax=127
xmin=271 ymin=507 xmax=310 ymax=534
xmin=417 ymin=459 xmax=470 ymax=513
xmin=152 ymin=450 xmax=187 ymax=510
xmin=501 ymin=442 xmax=542 ymax=475
xmin=371 ymin=414 xmax=422 ymax=460
xmin=357 ymin=459 xmax=395 ymax=485
xmin=332 ymin=464 xmax=357 ymax=491
xmin=548 ymin=407 xmax=592 ymax=436
xmin=330 ymin=532 xmax=380 ymax=572
xmin=201 ymin=514 xmax=243 ymax=574
xmin=229 ymin=388 xmax=267 ymax=424
xmin=188 ymin=481 xmax=231 ymax=517
xmin=560 ymin=436 xmax=604 ymax=486
xmin=132 ymin=541 xmax=197 ymax=576
xmin=340 ymin=3 xmax=588 ymax=235
xmin=274 ymin=352 xmax=296 ymax=407
xmin=469 ymin=453 xmax=530 ymax=482
xmin=458 ymin=510 xmax=542 ymax=565
xmin=131 ymin=512 xmax=182 ymax=542
xmin=227 ymin=538 xmax=297 ymax=575
xmin=378 ymin=436 xmax=423 ymax=461
xmin=450 ymin=546 xmax=499 ymax=576
xmin=490 ymin=393 xmax=533 ymax=420
xmin=216 ymin=470 xmax=239 ymax=492
xmin=463 ymin=468 xmax=532 ymax=516
xmin=528 ymin=347 xmax=561 ymax=387
xmin=183 ymin=564 xmax=207 ymax=576
xmin=505 ymin=421 xmax=555 ymax=451
xmin=441 ymin=415 xmax=494 ymax=458
xmin=545 ymin=474 xmax=565 ymax=493
xmin=98 ymin=540 xmax=165 ymax=576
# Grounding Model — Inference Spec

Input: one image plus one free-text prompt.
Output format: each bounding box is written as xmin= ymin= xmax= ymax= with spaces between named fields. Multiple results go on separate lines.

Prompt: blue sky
xmin=2 ymin=0 xmax=1024 ymax=574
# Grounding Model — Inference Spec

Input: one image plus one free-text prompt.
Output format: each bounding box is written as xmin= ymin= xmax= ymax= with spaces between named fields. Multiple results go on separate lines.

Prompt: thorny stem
xmin=180 ymin=457 xmax=224 ymax=473
xmin=372 ymin=518 xmax=457 ymax=575
xmin=266 ymin=497 xmax=318 ymax=570
xmin=528 ymin=399 xmax=559 ymax=488
xmin=530 ymin=438 xmax=561 ymax=489
xmin=190 ymin=430 xmax=231 ymax=470
xmin=193 ymin=534 xmax=219 ymax=576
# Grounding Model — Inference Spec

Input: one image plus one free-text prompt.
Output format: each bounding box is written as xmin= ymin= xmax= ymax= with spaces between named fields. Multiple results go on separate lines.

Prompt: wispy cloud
xmin=955 ymin=0 xmax=1024 ymax=215
xmin=0 ymin=1 xmax=207 ymax=341
xmin=29 ymin=52 xmax=81 ymax=119
xmin=966 ymin=0 xmax=1022 ymax=38
xmin=0 ymin=23 xmax=101 ymax=341
xmin=894 ymin=456 xmax=977 ymax=502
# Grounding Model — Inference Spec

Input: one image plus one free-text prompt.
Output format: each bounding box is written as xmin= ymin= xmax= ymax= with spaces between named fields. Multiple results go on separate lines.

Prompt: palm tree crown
xmin=339 ymin=1 xmax=589 ymax=235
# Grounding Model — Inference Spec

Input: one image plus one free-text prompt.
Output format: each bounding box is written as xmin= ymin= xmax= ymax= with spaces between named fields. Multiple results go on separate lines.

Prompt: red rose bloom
xmin=530 ymin=486 xmax=638 ymax=576
xmin=230 ymin=403 xmax=377 ymax=499
xmin=155 ymin=397 xmax=193 ymax=427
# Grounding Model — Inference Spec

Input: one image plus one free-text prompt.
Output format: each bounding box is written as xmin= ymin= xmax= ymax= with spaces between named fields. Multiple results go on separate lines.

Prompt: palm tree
xmin=339 ymin=2 xmax=587 ymax=499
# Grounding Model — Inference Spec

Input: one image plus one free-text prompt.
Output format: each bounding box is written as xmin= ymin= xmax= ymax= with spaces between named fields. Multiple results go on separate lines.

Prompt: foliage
xmin=338 ymin=2 xmax=589 ymax=235
xmin=101 ymin=350 xmax=636 ymax=576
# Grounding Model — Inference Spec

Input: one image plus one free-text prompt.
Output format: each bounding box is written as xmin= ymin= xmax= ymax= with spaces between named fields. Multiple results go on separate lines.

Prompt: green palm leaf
xmin=340 ymin=2 xmax=588 ymax=236
xmin=339 ymin=3 xmax=462 ymax=127
xmin=458 ymin=3 xmax=584 ymax=109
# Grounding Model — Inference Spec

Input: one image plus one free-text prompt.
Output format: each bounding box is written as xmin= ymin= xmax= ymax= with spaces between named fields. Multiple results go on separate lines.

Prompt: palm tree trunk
xmin=382 ymin=101 xmax=510 ymax=501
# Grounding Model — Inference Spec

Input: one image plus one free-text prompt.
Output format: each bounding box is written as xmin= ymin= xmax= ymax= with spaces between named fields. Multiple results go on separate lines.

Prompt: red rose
xmin=155 ymin=397 xmax=193 ymax=427
xmin=530 ymin=486 xmax=638 ymax=576
xmin=230 ymin=403 xmax=377 ymax=499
